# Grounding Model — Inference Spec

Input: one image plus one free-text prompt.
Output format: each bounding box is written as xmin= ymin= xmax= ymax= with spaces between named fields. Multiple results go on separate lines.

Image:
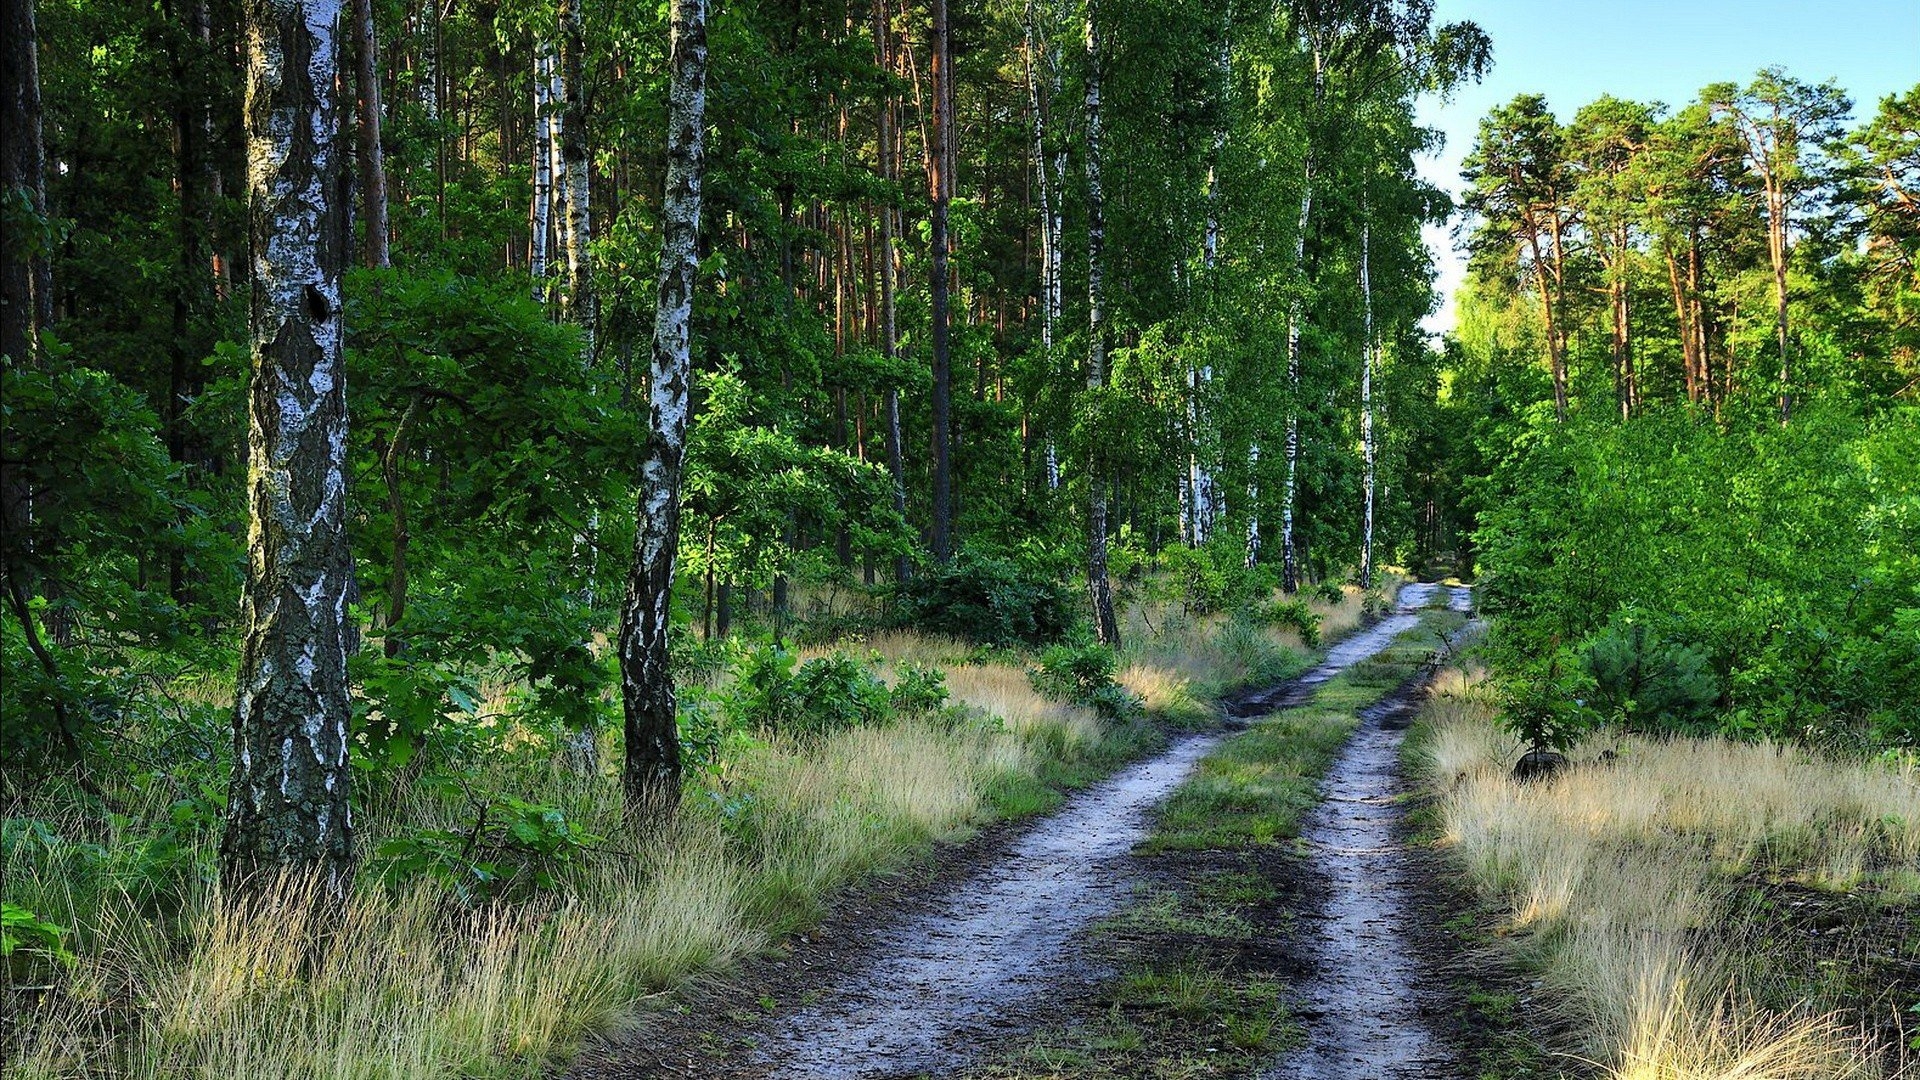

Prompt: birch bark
xmin=223 ymin=0 xmax=357 ymax=899
xmin=620 ymin=0 xmax=709 ymax=812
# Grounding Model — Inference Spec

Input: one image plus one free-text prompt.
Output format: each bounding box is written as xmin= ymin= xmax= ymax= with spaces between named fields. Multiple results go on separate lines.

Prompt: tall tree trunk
xmin=1278 ymin=47 xmax=1319 ymax=593
xmin=620 ymin=0 xmax=708 ymax=814
xmin=166 ymin=0 xmax=218 ymax=607
xmin=927 ymin=0 xmax=954 ymax=562
xmin=530 ymin=41 xmax=555 ymax=297
xmin=1190 ymin=23 xmax=1227 ymax=547
xmin=2 ymin=0 xmax=51 ymax=368
xmin=1663 ymin=240 xmax=1697 ymax=403
xmin=1547 ymin=207 xmax=1571 ymax=420
xmin=222 ymin=0 xmax=356 ymax=900
xmin=874 ymin=0 xmax=910 ymax=584
xmin=1767 ymin=186 xmax=1790 ymax=422
xmin=557 ymin=0 xmax=596 ymax=362
xmin=1082 ymin=0 xmax=1119 ymax=648
xmin=1358 ymin=212 xmax=1375 ymax=590
xmin=351 ymin=0 xmax=389 ymax=267
xmin=1024 ymin=0 xmax=1064 ymax=495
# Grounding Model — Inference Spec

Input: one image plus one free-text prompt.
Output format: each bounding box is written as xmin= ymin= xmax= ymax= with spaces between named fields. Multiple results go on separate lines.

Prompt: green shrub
xmin=889 ymin=664 xmax=950 ymax=718
xmin=1253 ymin=598 xmax=1322 ymax=647
xmin=894 ymin=550 xmax=1073 ymax=646
xmin=1580 ymin=619 xmax=1719 ymax=734
xmin=719 ymin=645 xmax=891 ymax=739
xmin=1031 ymin=642 xmax=1136 ymax=719
xmin=1312 ymin=581 xmax=1346 ymax=605
xmin=372 ymin=792 xmax=604 ymax=904
xmin=1499 ymin=655 xmax=1596 ymax=755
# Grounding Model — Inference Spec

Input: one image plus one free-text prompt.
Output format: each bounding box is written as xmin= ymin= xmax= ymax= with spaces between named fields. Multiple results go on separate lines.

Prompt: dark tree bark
xmin=222 ymin=0 xmax=356 ymax=900
xmin=873 ymin=0 xmax=910 ymax=585
xmin=1082 ymin=0 xmax=1118 ymax=648
xmin=350 ymin=0 xmax=389 ymax=267
xmin=927 ymin=0 xmax=954 ymax=563
xmin=2 ymin=0 xmax=51 ymax=369
xmin=621 ymin=0 xmax=709 ymax=814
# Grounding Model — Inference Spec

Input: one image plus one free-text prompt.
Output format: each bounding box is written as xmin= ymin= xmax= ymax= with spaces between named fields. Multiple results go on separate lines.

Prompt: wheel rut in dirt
xmin=745 ymin=583 xmax=1459 ymax=1079
xmin=1260 ymin=584 xmax=1475 ymax=1080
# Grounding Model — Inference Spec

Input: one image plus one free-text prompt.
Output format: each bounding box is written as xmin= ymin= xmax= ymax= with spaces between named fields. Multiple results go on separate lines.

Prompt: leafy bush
xmin=1253 ymin=598 xmax=1322 ymax=647
xmin=1031 ymin=642 xmax=1135 ymax=719
xmin=888 ymin=664 xmax=950 ymax=718
xmin=373 ymin=791 xmax=603 ymax=903
xmin=894 ymin=551 xmax=1073 ymax=646
xmin=1580 ymin=619 xmax=1719 ymax=734
xmin=2 ymin=902 xmax=76 ymax=979
xmin=1499 ymin=656 xmax=1596 ymax=755
xmin=1312 ymin=581 xmax=1346 ymax=605
xmin=719 ymin=645 xmax=891 ymax=739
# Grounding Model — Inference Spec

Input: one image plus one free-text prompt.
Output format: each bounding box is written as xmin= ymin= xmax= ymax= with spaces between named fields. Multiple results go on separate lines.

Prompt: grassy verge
xmin=970 ymin=603 xmax=1464 ymax=1078
xmin=1407 ymin=660 xmax=1920 ymax=1080
xmin=1 ymin=585 xmax=1386 ymax=1080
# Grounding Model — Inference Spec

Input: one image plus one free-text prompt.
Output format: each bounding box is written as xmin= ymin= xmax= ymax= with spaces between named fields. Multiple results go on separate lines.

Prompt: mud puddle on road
xmin=753 ymin=584 xmax=1457 ymax=1079
xmin=1261 ymin=585 xmax=1475 ymax=1080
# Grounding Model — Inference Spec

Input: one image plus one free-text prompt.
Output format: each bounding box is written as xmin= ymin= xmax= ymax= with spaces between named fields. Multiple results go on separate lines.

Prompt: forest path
xmin=746 ymin=583 xmax=1459 ymax=1079
xmin=1260 ymin=584 xmax=1475 ymax=1080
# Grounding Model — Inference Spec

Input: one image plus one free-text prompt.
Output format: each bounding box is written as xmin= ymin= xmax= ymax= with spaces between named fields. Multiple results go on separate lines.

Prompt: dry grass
xmin=1 ymin=628 xmax=1130 ymax=1080
xmin=1416 ymin=666 xmax=1918 ymax=1079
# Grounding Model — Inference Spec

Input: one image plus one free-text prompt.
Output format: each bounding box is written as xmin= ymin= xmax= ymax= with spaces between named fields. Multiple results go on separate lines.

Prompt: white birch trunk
xmin=556 ymin=0 xmax=595 ymax=362
xmin=223 ymin=0 xmax=356 ymax=899
xmin=1277 ymin=47 xmax=1320 ymax=593
xmin=530 ymin=43 xmax=555 ymax=299
xmin=1359 ymin=212 xmax=1376 ymax=590
xmin=620 ymin=0 xmax=708 ymax=812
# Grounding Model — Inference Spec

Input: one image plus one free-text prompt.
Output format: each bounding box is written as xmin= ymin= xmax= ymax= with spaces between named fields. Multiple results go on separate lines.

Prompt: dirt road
xmin=742 ymin=584 xmax=1464 ymax=1079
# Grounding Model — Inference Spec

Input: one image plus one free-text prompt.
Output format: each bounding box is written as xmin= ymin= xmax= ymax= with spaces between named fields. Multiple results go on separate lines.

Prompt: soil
xmin=570 ymin=588 xmax=1461 ymax=1080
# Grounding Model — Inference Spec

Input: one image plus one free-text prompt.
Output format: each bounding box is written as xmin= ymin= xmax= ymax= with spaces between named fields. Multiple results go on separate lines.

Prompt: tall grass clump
xmin=1415 ymin=665 xmax=1918 ymax=1079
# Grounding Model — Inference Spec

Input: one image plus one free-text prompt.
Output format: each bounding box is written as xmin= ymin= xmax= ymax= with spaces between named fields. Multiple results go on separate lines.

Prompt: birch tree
xmin=556 ymin=0 xmax=596 ymax=361
xmin=620 ymin=0 xmax=709 ymax=811
xmin=222 ymin=0 xmax=357 ymax=898
xmin=531 ymin=40 xmax=557 ymax=300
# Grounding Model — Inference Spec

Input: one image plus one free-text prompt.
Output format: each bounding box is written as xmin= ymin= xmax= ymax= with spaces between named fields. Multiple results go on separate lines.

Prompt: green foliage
xmin=1251 ymin=598 xmax=1322 ymax=647
xmin=372 ymin=791 xmax=604 ymax=904
xmin=1498 ymin=659 xmax=1597 ymax=755
xmin=717 ymin=645 xmax=892 ymax=739
xmin=1032 ymin=642 xmax=1135 ymax=720
xmin=888 ymin=664 xmax=950 ymax=718
xmin=2 ymin=902 xmax=77 ymax=974
xmin=1475 ymin=402 xmax=1920 ymax=747
xmin=1579 ymin=618 xmax=1719 ymax=734
xmin=895 ymin=550 xmax=1074 ymax=647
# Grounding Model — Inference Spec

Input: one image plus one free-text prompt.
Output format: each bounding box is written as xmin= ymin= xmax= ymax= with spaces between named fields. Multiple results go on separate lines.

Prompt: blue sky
xmin=1412 ymin=0 xmax=1920 ymax=333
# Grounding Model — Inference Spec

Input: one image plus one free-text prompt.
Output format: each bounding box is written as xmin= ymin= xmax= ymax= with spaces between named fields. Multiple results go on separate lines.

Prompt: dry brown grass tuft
xmin=1418 ymin=667 xmax=1916 ymax=1079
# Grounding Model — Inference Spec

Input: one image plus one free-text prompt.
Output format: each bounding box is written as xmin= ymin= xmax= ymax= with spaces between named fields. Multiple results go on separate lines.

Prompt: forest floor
xmin=570 ymin=584 xmax=1490 ymax=1080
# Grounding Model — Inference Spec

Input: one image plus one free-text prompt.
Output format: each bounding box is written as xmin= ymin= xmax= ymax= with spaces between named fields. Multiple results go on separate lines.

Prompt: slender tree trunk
xmin=1527 ymin=223 xmax=1567 ymax=422
xmin=927 ymin=0 xmax=954 ymax=562
xmin=557 ymin=0 xmax=596 ymax=362
xmin=1278 ymin=48 xmax=1318 ymax=593
xmin=351 ymin=0 xmax=389 ymax=267
xmin=530 ymin=41 xmax=555 ymax=298
xmin=1190 ymin=24 xmax=1227 ymax=547
xmin=2 ymin=0 xmax=50 ymax=368
xmin=1767 ymin=186 xmax=1790 ymax=422
xmin=1663 ymin=240 xmax=1697 ymax=403
xmin=871 ymin=0 xmax=910 ymax=585
xmin=620 ymin=0 xmax=708 ymax=814
xmin=1082 ymin=0 xmax=1119 ymax=647
xmin=223 ymin=0 xmax=356 ymax=900
xmin=1358 ymin=213 xmax=1375 ymax=590
xmin=381 ymin=397 xmax=420 ymax=658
